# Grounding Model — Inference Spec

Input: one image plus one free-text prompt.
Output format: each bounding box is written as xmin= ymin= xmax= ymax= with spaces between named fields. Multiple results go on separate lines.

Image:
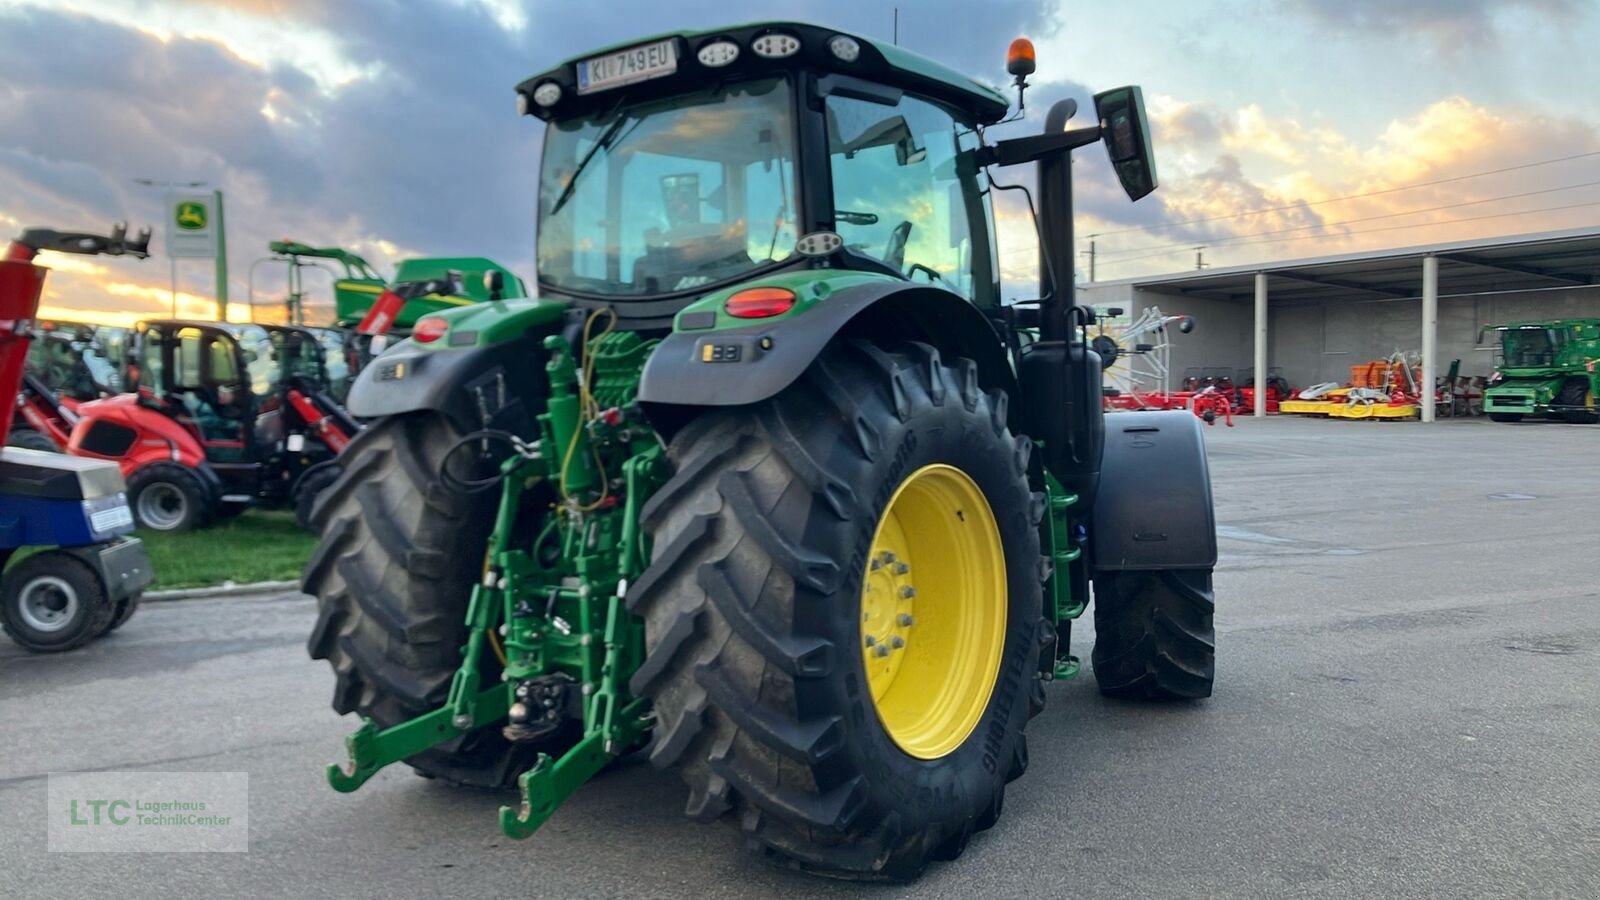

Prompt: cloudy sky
xmin=3 ymin=0 xmax=1598 ymax=325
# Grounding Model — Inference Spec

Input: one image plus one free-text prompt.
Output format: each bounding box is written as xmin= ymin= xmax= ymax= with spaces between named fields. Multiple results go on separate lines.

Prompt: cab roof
xmin=517 ymin=21 xmax=1011 ymax=125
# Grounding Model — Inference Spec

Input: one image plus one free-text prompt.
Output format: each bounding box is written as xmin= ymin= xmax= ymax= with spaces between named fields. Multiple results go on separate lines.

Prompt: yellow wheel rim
xmin=860 ymin=463 xmax=1006 ymax=760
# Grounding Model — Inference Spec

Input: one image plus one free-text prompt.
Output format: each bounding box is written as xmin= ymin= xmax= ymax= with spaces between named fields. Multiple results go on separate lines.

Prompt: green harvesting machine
xmin=1482 ymin=318 xmax=1600 ymax=423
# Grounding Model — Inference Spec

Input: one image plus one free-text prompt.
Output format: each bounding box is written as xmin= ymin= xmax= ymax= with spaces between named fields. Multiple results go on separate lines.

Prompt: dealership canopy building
xmin=1079 ymin=227 xmax=1600 ymax=422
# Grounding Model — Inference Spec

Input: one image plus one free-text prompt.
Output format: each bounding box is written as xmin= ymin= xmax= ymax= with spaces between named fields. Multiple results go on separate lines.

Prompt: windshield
xmin=537 ymin=77 xmax=799 ymax=297
xmin=1500 ymin=327 xmax=1565 ymax=367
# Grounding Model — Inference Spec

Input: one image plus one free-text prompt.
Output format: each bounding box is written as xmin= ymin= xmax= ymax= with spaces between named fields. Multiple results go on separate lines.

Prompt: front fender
xmin=637 ymin=281 xmax=1015 ymax=414
xmin=1091 ymin=410 xmax=1217 ymax=572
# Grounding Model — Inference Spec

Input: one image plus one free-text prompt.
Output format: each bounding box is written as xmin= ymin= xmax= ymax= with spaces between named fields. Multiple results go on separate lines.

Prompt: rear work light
xmin=725 ymin=287 xmax=796 ymax=319
xmin=751 ymin=33 xmax=800 ymax=58
xmin=413 ymin=317 xmax=449 ymax=343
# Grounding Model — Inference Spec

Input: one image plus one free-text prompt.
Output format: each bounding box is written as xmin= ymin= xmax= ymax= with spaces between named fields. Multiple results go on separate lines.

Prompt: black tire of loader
xmin=127 ymin=463 xmax=213 ymax=532
xmin=1558 ymin=380 xmax=1598 ymax=425
xmin=302 ymin=413 xmax=539 ymax=788
xmin=0 ymin=551 xmax=115 ymax=653
xmin=101 ymin=591 xmax=141 ymax=636
xmin=1488 ymin=412 xmax=1523 ymax=423
xmin=629 ymin=341 xmax=1047 ymax=881
xmin=1091 ymin=569 xmax=1215 ymax=700
xmin=7 ymin=428 xmax=59 ymax=452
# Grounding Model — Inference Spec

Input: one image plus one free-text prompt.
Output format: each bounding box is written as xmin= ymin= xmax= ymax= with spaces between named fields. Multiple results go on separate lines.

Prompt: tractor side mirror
xmin=1093 ymin=85 xmax=1158 ymax=201
xmin=484 ymin=269 xmax=505 ymax=302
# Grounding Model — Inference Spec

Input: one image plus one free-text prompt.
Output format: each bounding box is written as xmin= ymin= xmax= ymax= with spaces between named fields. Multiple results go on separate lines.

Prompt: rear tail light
xmin=725 ymin=287 xmax=796 ymax=319
xmin=413 ymin=316 xmax=449 ymax=343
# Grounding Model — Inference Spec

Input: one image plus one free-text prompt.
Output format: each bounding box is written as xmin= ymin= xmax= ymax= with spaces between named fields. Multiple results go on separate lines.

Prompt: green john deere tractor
xmin=1482 ymin=318 xmax=1600 ymax=423
xmin=304 ymin=22 xmax=1217 ymax=880
xmin=264 ymin=239 xmax=528 ymax=333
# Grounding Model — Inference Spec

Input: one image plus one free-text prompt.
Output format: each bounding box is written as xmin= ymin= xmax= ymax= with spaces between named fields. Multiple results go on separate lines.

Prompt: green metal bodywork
xmin=333 ymin=257 xmax=529 ymax=329
xmin=403 ymin=297 xmax=569 ymax=350
xmin=1483 ymin=318 xmax=1600 ymax=418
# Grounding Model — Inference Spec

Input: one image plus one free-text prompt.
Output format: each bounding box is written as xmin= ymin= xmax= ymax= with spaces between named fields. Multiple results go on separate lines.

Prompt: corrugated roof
xmin=1089 ymin=226 xmax=1600 ymax=303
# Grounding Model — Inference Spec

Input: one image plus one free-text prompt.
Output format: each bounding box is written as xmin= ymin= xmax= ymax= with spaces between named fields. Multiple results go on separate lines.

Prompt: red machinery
xmin=1 ymin=225 xmax=153 ymax=652
xmin=1190 ymin=386 xmax=1234 ymax=427
xmin=64 ymin=320 xmax=360 ymax=531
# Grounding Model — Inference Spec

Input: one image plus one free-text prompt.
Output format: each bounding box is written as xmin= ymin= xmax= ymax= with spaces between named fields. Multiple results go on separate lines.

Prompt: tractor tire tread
xmin=1091 ymin=569 xmax=1215 ymax=700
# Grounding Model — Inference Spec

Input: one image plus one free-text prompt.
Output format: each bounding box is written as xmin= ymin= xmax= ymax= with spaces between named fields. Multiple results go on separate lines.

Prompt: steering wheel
xmin=883 ymin=220 xmax=913 ymax=273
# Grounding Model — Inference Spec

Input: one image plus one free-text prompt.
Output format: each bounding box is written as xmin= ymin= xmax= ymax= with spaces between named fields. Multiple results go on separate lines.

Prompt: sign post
xmin=212 ymin=190 xmax=228 ymax=321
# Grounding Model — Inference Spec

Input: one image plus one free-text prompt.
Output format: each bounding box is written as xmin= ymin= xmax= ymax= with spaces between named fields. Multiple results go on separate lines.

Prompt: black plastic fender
xmin=637 ymin=282 xmax=1016 ymax=419
xmin=345 ymin=336 xmax=551 ymax=437
xmin=1090 ymin=410 xmax=1217 ymax=572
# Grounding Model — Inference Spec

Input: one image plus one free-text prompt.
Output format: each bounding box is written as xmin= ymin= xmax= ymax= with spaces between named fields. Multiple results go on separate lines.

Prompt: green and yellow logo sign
xmin=174 ymin=201 xmax=208 ymax=231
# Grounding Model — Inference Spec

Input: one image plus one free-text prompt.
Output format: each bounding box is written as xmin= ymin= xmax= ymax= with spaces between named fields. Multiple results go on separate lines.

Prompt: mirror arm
xmin=978 ymin=126 xmax=1102 ymax=168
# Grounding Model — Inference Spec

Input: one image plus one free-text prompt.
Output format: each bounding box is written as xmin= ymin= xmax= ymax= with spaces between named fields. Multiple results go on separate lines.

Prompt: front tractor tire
xmin=1091 ymin=570 xmax=1215 ymax=700
xmin=630 ymin=342 xmax=1046 ymax=880
xmin=302 ymin=414 xmax=536 ymax=788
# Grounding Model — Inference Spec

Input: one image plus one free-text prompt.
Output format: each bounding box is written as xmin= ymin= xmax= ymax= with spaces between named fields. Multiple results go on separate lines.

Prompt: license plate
xmin=577 ymin=39 xmax=677 ymax=95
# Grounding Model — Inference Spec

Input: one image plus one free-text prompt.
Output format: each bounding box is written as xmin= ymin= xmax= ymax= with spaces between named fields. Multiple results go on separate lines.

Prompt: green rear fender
xmin=636 ymin=276 xmax=1016 ymax=433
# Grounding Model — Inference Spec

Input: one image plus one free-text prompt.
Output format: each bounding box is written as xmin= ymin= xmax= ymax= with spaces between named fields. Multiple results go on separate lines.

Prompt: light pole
xmin=133 ymin=177 xmax=206 ymax=317
xmin=247 ymin=255 xmax=282 ymax=323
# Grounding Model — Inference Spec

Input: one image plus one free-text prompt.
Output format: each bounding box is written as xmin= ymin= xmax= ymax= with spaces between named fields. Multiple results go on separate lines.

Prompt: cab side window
xmin=827 ymin=92 xmax=994 ymax=304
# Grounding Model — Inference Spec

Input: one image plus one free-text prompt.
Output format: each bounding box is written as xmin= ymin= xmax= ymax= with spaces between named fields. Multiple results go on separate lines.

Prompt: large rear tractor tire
xmin=1 ymin=551 xmax=115 ymax=653
xmin=128 ymin=463 xmax=213 ymax=532
xmin=7 ymin=428 xmax=59 ymax=453
xmin=302 ymin=413 xmax=539 ymax=788
xmin=630 ymin=342 xmax=1046 ymax=881
xmin=1558 ymin=380 xmax=1598 ymax=425
xmin=1091 ymin=569 xmax=1215 ymax=700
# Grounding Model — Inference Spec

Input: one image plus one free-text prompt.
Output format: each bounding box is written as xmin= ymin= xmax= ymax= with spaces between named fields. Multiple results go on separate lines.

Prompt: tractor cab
xmin=134 ymin=321 xmax=328 ymax=461
xmin=520 ymin=23 xmax=1017 ymax=328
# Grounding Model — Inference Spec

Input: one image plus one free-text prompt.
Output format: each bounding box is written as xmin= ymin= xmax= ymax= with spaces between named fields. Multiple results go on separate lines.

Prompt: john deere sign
xmin=166 ymin=192 xmax=217 ymax=258
xmin=175 ymin=201 xmax=208 ymax=231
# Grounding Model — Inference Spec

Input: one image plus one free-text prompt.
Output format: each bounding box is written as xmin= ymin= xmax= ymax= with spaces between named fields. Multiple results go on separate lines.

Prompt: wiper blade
xmin=546 ymin=115 xmax=638 ymax=218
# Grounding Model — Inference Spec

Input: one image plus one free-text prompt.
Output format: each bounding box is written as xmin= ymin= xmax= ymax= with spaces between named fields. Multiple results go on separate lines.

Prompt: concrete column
xmin=1421 ymin=255 xmax=1438 ymax=423
xmin=1254 ymin=272 xmax=1268 ymax=417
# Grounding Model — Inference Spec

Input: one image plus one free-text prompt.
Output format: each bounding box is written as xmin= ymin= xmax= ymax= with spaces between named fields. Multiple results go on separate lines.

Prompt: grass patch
xmin=135 ymin=509 xmax=317 ymax=589
xmin=6 ymin=508 xmax=318 ymax=590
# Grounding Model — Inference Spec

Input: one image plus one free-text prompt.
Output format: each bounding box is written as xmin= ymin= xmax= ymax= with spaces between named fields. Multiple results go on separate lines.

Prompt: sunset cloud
xmin=1 ymin=0 xmax=1595 ymax=318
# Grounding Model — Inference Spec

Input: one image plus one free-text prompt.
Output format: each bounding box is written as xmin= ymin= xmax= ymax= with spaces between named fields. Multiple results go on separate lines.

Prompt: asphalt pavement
xmin=4 ymin=416 xmax=1599 ymax=899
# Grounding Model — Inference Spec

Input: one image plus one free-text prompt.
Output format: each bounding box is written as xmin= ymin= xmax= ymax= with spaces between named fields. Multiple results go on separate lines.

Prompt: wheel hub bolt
xmin=864 ymin=635 xmax=876 ymax=647
xmin=880 ymin=551 xmax=897 ymax=564
xmin=894 ymin=562 xmax=910 ymax=574
xmin=897 ymin=613 xmax=914 ymax=626
xmin=875 ymin=644 xmax=890 ymax=657
xmin=890 ymin=636 xmax=905 ymax=649
xmin=899 ymin=586 xmax=916 ymax=599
